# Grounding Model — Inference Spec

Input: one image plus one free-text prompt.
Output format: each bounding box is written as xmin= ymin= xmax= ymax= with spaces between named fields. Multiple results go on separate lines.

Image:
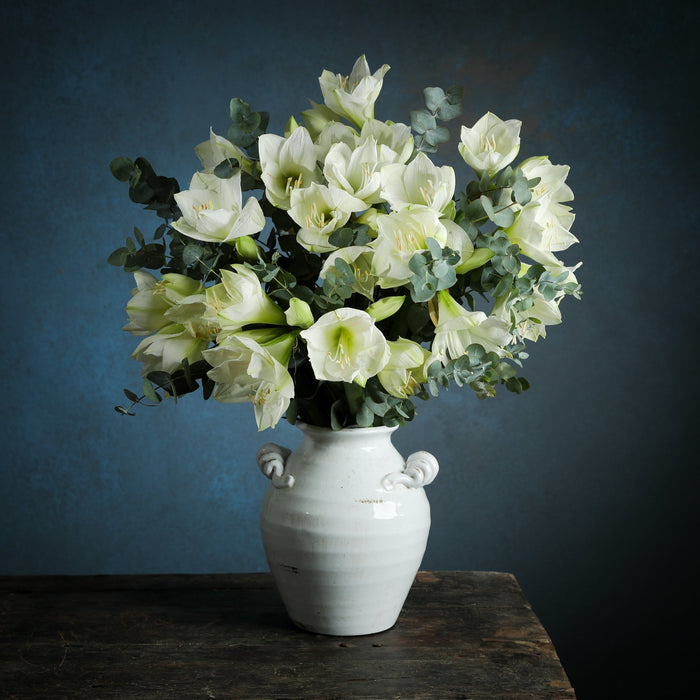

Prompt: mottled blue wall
xmin=1 ymin=1 xmax=697 ymax=697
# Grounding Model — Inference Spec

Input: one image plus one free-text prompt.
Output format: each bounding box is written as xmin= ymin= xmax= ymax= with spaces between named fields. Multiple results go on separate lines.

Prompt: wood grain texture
xmin=0 ymin=571 xmax=575 ymax=699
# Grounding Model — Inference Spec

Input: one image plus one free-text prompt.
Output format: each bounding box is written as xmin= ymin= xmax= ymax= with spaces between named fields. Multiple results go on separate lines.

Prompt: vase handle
xmin=382 ymin=450 xmax=439 ymax=491
xmin=257 ymin=443 xmax=295 ymax=489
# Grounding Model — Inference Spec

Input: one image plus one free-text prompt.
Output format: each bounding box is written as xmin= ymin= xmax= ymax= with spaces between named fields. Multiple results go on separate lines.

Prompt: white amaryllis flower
xmin=544 ymin=261 xmax=582 ymax=289
xmin=194 ymin=128 xmax=249 ymax=174
xmin=123 ymin=271 xmax=174 ymax=336
xmin=258 ymin=126 xmax=322 ymax=209
xmin=315 ymin=121 xmax=359 ymax=160
xmin=459 ymin=112 xmax=522 ymax=178
xmin=129 ymin=283 xmax=215 ymax=377
xmin=371 ymin=208 xmax=472 ymax=289
xmin=494 ymin=291 xmax=563 ymax=343
xmin=506 ymin=199 xmax=577 ymax=266
xmin=494 ymin=259 xmax=581 ymax=342
xmin=372 ymin=208 xmax=447 ymax=288
xmin=519 ymin=156 xmax=574 ymax=204
xmin=430 ymin=290 xmax=511 ymax=363
xmin=359 ymin=119 xmax=414 ymax=165
xmin=300 ymin=100 xmax=342 ymax=141
xmin=131 ymin=323 xmax=212 ymax=376
xmin=204 ymin=330 xmax=295 ymax=431
xmin=288 ymin=183 xmax=357 ymax=253
xmin=300 ymin=308 xmax=390 ymax=387
xmin=377 ymin=338 xmax=431 ymax=398
xmin=323 ymin=138 xmax=384 ymax=209
xmin=171 ymin=171 xmax=265 ymax=245
xmin=319 ymin=55 xmax=390 ymax=128
xmin=320 ymin=245 xmax=377 ymax=299
xmin=206 ymin=264 xmax=286 ymax=335
xmin=380 ymin=152 xmax=456 ymax=214
xmin=124 ymin=271 xmax=205 ymax=335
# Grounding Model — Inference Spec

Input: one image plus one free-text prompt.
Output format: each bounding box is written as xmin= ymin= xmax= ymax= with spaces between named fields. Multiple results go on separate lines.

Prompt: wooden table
xmin=0 ymin=571 xmax=575 ymax=699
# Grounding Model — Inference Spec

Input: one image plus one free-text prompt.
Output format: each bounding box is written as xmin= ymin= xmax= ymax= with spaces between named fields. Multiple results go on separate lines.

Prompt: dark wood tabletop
xmin=0 ymin=570 xmax=575 ymax=699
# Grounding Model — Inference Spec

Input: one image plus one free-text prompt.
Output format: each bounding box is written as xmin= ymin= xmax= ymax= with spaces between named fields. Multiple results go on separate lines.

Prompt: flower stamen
xmin=285 ymin=174 xmax=303 ymax=196
xmin=193 ymin=199 xmax=215 ymax=214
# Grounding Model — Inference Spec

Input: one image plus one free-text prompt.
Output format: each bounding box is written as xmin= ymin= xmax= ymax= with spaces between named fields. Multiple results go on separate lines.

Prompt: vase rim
xmin=296 ymin=422 xmax=398 ymax=435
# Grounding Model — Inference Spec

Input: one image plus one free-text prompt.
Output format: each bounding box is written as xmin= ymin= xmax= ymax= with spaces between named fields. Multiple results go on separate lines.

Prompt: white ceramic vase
xmin=257 ymin=423 xmax=438 ymax=636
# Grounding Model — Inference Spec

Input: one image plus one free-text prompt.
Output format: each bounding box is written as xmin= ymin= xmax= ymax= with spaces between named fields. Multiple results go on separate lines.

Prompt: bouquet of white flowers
xmin=109 ymin=55 xmax=581 ymax=431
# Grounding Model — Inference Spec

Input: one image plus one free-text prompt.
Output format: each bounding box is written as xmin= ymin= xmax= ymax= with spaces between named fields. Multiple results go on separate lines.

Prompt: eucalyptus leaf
xmin=432 ymin=259 xmax=450 ymax=278
xmin=445 ymin=85 xmax=464 ymax=104
xmin=410 ymin=109 xmax=437 ymax=134
xmin=330 ymin=399 xmax=345 ymax=431
xmin=492 ymin=206 xmax=515 ymax=228
xmin=425 ymin=237 xmax=443 ymax=259
xmin=356 ymin=402 xmax=374 ymax=427
xmin=423 ymin=87 xmax=446 ymax=111
xmin=107 ymin=248 xmax=128 ymax=266
xmin=110 ymin=157 xmax=134 ymax=182
xmin=436 ymin=267 xmax=457 ymax=289
xmin=328 ymin=227 xmax=355 ymax=247
xmin=511 ymin=177 xmax=532 ymax=205
xmin=147 ymin=371 xmax=176 ymax=396
xmin=354 ymin=227 xmax=371 ymax=246
xmin=114 ymin=405 xmax=135 ymax=416
xmin=501 ymin=254 xmax=520 ymax=275
xmin=408 ymin=253 xmax=429 ymax=274
xmin=417 ymin=139 xmax=438 ymax=153
xmin=133 ymin=227 xmax=145 ymax=247
xmin=467 ymin=343 xmax=486 ymax=362
xmin=423 ymin=126 xmax=450 ymax=146
xmin=228 ymin=125 xmax=257 ymax=148
xmin=213 ymin=158 xmax=239 ymax=178
xmin=514 ymin=297 xmax=534 ymax=312
xmin=183 ymin=244 xmax=204 ymax=266
xmin=487 ymin=231 xmax=512 ymax=255
xmin=465 ymin=199 xmax=486 ymax=222
xmin=142 ymin=380 xmax=161 ymax=404
xmin=123 ymin=388 xmax=140 ymax=402
xmin=230 ymin=97 xmax=252 ymax=123
xmin=505 ymin=376 xmax=524 ymax=393
xmin=436 ymin=101 xmax=462 ymax=121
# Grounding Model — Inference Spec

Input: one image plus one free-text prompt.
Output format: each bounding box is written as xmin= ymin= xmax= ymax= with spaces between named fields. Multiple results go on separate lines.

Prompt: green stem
xmin=469 ymin=200 xmax=519 ymax=226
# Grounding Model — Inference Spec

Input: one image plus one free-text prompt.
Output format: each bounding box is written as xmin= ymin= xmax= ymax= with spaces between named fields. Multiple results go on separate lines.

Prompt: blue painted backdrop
xmin=1 ymin=1 xmax=697 ymax=697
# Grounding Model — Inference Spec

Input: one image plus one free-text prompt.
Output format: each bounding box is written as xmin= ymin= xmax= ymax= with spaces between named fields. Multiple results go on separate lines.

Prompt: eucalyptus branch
xmin=413 ymin=105 xmax=439 ymax=153
xmin=469 ymin=200 xmax=519 ymax=226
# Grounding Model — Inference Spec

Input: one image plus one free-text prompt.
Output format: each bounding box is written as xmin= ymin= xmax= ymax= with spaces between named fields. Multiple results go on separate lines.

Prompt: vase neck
xmin=298 ymin=423 xmax=398 ymax=449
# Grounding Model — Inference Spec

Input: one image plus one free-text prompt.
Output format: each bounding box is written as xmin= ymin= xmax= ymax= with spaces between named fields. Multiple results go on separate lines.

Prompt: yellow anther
xmin=285 ymin=174 xmax=303 ymax=196
xmin=354 ymin=266 xmax=369 ymax=281
xmin=480 ymin=133 xmax=497 ymax=153
xmin=419 ymin=179 xmax=437 ymax=206
xmin=328 ymin=340 xmax=351 ymax=369
xmin=250 ymin=385 xmax=272 ymax=406
xmin=193 ymin=199 xmax=215 ymax=213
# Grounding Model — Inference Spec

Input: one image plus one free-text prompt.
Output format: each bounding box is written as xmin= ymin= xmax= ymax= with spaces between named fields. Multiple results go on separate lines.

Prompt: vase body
xmin=258 ymin=424 xmax=438 ymax=636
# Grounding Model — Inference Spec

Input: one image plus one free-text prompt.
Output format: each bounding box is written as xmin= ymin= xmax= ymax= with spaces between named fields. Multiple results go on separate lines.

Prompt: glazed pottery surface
xmin=257 ymin=424 xmax=438 ymax=635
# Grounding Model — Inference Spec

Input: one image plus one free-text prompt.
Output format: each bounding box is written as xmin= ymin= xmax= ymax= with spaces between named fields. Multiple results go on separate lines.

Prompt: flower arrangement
xmin=109 ymin=56 xmax=581 ymax=431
